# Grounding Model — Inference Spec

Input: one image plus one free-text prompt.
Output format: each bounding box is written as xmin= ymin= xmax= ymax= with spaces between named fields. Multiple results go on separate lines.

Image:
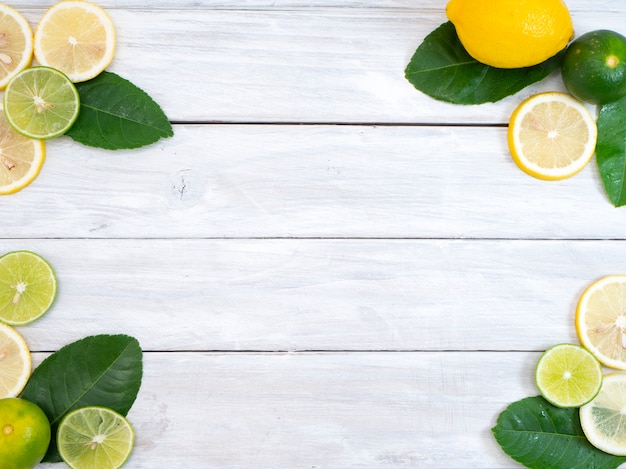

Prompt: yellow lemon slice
xmin=576 ymin=275 xmax=626 ymax=370
xmin=580 ymin=373 xmax=626 ymax=456
xmin=0 ymin=323 xmax=31 ymax=398
xmin=34 ymin=0 xmax=116 ymax=83
xmin=0 ymin=104 xmax=45 ymax=195
xmin=508 ymin=92 xmax=597 ymax=181
xmin=0 ymin=4 xmax=33 ymax=90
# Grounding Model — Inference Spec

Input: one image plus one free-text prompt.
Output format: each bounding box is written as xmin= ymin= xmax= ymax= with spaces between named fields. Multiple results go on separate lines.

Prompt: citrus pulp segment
xmin=57 ymin=406 xmax=134 ymax=469
xmin=508 ymin=92 xmax=597 ymax=181
xmin=4 ymin=66 xmax=80 ymax=140
xmin=0 ymin=250 xmax=57 ymax=325
xmin=580 ymin=373 xmax=626 ymax=456
xmin=0 ymin=103 xmax=45 ymax=195
xmin=0 ymin=4 xmax=33 ymax=90
xmin=576 ymin=275 xmax=626 ymax=370
xmin=34 ymin=0 xmax=116 ymax=83
xmin=534 ymin=343 xmax=603 ymax=408
xmin=0 ymin=323 xmax=31 ymax=398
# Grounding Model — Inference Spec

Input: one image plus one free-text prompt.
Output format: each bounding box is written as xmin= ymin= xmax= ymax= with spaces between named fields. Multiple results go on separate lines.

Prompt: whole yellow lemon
xmin=446 ymin=0 xmax=574 ymax=68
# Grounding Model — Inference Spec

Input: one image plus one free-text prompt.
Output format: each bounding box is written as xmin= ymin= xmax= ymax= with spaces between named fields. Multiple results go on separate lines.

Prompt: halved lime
xmin=0 ymin=250 xmax=57 ymax=325
xmin=58 ymin=406 xmax=134 ymax=469
xmin=535 ymin=343 xmax=603 ymax=408
xmin=4 ymin=66 xmax=80 ymax=139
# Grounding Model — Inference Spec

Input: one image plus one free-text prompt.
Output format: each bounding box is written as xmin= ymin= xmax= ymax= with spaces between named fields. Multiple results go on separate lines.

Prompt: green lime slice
xmin=4 ymin=66 xmax=80 ymax=139
xmin=535 ymin=343 xmax=603 ymax=408
xmin=58 ymin=406 xmax=135 ymax=469
xmin=0 ymin=250 xmax=57 ymax=325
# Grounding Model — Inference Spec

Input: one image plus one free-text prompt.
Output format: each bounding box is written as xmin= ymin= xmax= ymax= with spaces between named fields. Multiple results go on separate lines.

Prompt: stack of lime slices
xmin=0 ymin=0 xmax=117 ymax=195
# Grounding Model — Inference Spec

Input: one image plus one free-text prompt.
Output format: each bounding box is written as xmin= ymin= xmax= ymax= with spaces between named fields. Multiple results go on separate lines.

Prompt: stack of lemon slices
xmin=0 ymin=0 xmax=116 ymax=195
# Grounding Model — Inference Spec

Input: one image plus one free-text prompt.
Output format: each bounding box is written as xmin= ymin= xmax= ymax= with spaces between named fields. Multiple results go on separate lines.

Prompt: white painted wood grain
xmin=35 ymin=351 xmax=538 ymax=468
xmin=5 ymin=238 xmax=622 ymax=353
xmin=2 ymin=125 xmax=623 ymax=239
xmin=11 ymin=2 xmax=622 ymax=124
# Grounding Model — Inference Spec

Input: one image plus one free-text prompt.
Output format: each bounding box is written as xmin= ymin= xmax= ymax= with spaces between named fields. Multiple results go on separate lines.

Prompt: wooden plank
xmin=13 ymin=4 xmax=621 ymax=124
xmin=2 ymin=125 xmax=623 ymax=239
xmin=34 ymin=350 xmax=537 ymax=468
xmin=8 ymin=238 xmax=620 ymax=353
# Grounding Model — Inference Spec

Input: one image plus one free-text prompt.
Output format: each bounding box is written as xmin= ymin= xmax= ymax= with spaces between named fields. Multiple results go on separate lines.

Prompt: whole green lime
xmin=0 ymin=398 xmax=51 ymax=469
xmin=562 ymin=30 xmax=626 ymax=104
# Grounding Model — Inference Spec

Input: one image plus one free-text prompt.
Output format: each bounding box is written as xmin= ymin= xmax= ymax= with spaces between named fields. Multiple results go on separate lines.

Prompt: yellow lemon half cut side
xmin=34 ymin=0 xmax=116 ymax=83
xmin=508 ymin=92 xmax=597 ymax=181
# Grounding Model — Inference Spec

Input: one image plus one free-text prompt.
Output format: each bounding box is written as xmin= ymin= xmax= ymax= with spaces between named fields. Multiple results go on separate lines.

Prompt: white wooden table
xmin=8 ymin=0 xmax=625 ymax=467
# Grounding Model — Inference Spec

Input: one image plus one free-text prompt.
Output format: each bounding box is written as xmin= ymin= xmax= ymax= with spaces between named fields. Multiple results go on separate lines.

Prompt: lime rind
xmin=4 ymin=66 xmax=80 ymax=140
xmin=0 ymin=250 xmax=57 ymax=325
xmin=535 ymin=343 xmax=603 ymax=408
xmin=58 ymin=406 xmax=135 ymax=469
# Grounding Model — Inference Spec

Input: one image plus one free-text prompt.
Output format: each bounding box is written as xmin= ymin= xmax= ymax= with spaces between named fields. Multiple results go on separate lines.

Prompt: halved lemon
xmin=34 ymin=0 xmax=116 ymax=83
xmin=0 ymin=323 xmax=31 ymax=399
xmin=576 ymin=275 xmax=626 ymax=370
xmin=0 ymin=103 xmax=45 ymax=195
xmin=508 ymin=92 xmax=597 ymax=180
xmin=580 ymin=373 xmax=626 ymax=456
xmin=0 ymin=4 xmax=33 ymax=90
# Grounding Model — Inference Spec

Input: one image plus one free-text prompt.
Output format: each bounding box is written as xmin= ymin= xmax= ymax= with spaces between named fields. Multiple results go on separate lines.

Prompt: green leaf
xmin=21 ymin=334 xmax=143 ymax=462
xmin=404 ymin=22 xmax=564 ymax=105
xmin=596 ymin=96 xmax=626 ymax=207
xmin=66 ymin=71 xmax=173 ymax=150
xmin=492 ymin=396 xmax=626 ymax=469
